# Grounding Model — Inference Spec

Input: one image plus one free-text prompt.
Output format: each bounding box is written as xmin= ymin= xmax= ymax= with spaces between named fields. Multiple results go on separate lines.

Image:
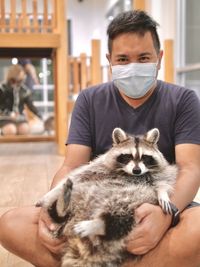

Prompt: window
xmin=176 ymin=0 xmax=200 ymax=98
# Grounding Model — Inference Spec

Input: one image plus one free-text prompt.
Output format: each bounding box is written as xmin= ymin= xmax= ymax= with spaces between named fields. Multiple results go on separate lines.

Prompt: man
xmin=0 ymin=64 xmax=42 ymax=135
xmin=0 ymin=10 xmax=200 ymax=267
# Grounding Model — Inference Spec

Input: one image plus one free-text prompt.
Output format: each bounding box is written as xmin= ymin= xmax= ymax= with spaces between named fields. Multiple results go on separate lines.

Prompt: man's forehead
xmin=111 ymin=32 xmax=156 ymax=53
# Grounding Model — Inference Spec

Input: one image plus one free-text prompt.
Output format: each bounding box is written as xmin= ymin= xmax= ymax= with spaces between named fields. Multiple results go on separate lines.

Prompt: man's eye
xmin=117 ymin=57 xmax=129 ymax=64
xmin=117 ymin=154 xmax=133 ymax=164
xmin=138 ymin=55 xmax=152 ymax=62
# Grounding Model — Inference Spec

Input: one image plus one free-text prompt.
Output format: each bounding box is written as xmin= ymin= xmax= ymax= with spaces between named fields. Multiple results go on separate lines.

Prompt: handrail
xmin=176 ymin=63 xmax=200 ymax=73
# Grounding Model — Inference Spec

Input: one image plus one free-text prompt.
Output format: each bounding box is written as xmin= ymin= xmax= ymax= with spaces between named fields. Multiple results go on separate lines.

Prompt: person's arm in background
xmin=18 ymin=59 xmax=39 ymax=86
xmin=24 ymin=89 xmax=43 ymax=119
xmin=23 ymin=62 xmax=40 ymax=85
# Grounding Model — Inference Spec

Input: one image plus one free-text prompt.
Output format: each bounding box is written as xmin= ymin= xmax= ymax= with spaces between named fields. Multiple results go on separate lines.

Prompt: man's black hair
xmin=107 ymin=10 xmax=160 ymax=54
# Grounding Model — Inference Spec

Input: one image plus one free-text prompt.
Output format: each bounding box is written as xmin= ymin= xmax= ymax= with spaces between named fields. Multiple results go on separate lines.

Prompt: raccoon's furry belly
xmin=52 ymin=174 xmax=159 ymax=267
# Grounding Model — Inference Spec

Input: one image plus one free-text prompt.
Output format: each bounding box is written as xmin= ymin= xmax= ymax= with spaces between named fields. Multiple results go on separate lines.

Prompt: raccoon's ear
xmin=112 ymin=128 xmax=128 ymax=144
xmin=145 ymin=128 xmax=160 ymax=144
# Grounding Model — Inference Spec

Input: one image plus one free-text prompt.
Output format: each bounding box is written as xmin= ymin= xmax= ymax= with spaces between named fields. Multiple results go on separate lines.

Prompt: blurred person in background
xmin=0 ymin=64 xmax=42 ymax=135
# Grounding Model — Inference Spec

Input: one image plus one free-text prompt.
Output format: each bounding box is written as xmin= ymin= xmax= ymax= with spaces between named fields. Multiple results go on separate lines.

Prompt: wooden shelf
xmin=0 ymin=135 xmax=55 ymax=143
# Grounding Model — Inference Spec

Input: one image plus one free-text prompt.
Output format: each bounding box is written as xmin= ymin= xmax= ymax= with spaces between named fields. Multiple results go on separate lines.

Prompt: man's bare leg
xmin=0 ymin=206 xmax=200 ymax=267
xmin=123 ymin=207 xmax=200 ymax=267
xmin=0 ymin=206 xmax=60 ymax=267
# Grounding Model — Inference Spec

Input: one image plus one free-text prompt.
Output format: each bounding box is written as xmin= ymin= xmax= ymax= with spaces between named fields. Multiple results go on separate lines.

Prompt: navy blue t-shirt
xmin=67 ymin=80 xmax=200 ymax=163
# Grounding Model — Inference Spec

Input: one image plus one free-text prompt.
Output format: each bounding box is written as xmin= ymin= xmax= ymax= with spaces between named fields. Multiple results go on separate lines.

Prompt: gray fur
xmin=37 ymin=128 xmax=177 ymax=267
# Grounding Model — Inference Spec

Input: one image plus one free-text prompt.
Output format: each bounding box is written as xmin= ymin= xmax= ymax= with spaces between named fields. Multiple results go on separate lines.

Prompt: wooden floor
xmin=0 ymin=141 xmax=64 ymax=267
xmin=0 ymin=142 xmax=199 ymax=267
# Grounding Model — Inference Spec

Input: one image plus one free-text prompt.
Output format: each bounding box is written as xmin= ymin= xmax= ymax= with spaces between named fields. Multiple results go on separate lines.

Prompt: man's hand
xmin=37 ymin=208 xmax=66 ymax=255
xmin=126 ymin=203 xmax=172 ymax=255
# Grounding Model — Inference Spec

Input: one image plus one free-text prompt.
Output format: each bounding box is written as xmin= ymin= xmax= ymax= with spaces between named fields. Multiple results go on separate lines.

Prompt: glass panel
xmin=0 ymin=57 xmax=55 ymax=137
xmin=185 ymin=0 xmax=200 ymax=65
xmin=184 ymin=70 xmax=200 ymax=98
xmin=176 ymin=0 xmax=200 ymax=98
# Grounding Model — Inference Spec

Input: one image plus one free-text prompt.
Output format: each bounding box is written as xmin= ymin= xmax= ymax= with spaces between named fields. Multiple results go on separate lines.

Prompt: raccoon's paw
xmin=35 ymin=179 xmax=71 ymax=210
xmin=158 ymin=198 xmax=173 ymax=215
xmin=35 ymin=187 xmax=61 ymax=209
xmin=74 ymin=219 xmax=105 ymax=237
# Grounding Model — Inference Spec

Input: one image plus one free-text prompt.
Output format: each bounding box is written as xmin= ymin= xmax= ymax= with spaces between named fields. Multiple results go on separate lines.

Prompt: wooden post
xmin=80 ymin=53 xmax=87 ymax=89
xmin=51 ymin=0 xmax=56 ymax=30
xmin=43 ymin=0 xmax=49 ymax=32
xmin=164 ymin=39 xmax=174 ymax=83
xmin=21 ymin=0 xmax=30 ymax=32
xmin=91 ymin=39 xmax=101 ymax=85
xmin=10 ymin=0 xmax=16 ymax=32
xmin=0 ymin=0 xmax=6 ymax=32
xmin=33 ymin=0 xmax=39 ymax=32
xmin=132 ymin=0 xmax=146 ymax=10
xmin=72 ymin=57 xmax=80 ymax=95
xmin=54 ymin=0 xmax=68 ymax=155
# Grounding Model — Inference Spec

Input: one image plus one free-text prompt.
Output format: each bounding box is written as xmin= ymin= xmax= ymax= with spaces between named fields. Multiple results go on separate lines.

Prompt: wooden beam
xmin=164 ymin=39 xmax=174 ymax=83
xmin=0 ymin=135 xmax=55 ymax=143
xmin=0 ymin=33 xmax=60 ymax=48
xmin=133 ymin=0 xmax=146 ymax=10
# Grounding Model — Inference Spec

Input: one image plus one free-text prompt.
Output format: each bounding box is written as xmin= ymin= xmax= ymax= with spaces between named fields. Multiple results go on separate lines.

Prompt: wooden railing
xmin=0 ymin=0 xmax=56 ymax=33
xmin=68 ymin=53 xmax=91 ymax=100
xmin=67 ymin=57 xmax=111 ymax=114
xmin=67 ymin=41 xmax=111 ymax=113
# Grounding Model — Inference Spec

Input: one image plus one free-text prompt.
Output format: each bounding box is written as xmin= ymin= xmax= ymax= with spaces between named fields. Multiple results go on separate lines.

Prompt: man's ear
xmin=106 ymin=53 xmax=111 ymax=62
xmin=106 ymin=53 xmax=112 ymax=73
xmin=157 ymin=50 xmax=163 ymax=70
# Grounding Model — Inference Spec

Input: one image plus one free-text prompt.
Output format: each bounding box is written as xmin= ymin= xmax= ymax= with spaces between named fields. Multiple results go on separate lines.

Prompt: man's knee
xmin=0 ymin=208 xmax=18 ymax=243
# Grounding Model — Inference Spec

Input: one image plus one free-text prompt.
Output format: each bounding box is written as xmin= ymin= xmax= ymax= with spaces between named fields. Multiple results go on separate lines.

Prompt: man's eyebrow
xmin=115 ymin=54 xmax=128 ymax=58
xmin=138 ymin=52 xmax=152 ymax=56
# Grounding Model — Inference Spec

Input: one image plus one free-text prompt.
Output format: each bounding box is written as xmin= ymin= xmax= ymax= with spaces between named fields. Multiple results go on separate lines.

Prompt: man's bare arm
xmin=171 ymin=143 xmax=200 ymax=211
xmin=125 ymin=143 xmax=200 ymax=256
xmin=50 ymin=144 xmax=92 ymax=189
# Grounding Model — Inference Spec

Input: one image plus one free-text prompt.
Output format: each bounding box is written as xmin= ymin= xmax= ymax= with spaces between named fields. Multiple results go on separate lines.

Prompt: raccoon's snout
xmin=132 ymin=167 xmax=142 ymax=175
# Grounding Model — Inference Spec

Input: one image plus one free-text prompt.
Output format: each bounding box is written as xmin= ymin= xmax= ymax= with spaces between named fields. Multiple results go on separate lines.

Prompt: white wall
xmin=67 ymin=0 xmax=113 ymax=65
xmin=66 ymin=0 xmax=176 ymax=79
xmin=147 ymin=0 xmax=176 ymax=80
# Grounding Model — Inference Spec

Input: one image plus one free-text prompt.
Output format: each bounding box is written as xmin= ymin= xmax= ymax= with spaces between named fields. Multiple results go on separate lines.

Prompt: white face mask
xmin=112 ymin=62 xmax=158 ymax=99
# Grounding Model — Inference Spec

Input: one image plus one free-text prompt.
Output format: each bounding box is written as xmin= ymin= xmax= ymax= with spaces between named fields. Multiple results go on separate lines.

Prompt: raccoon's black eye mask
xmin=116 ymin=154 xmax=133 ymax=164
xmin=141 ymin=155 xmax=157 ymax=167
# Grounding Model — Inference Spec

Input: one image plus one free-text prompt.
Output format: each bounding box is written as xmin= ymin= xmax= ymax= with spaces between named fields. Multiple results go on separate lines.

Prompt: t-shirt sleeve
xmin=175 ymin=89 xmax=200 ymax=145
xmin=66 ymin=91 xmax=92 ymax=147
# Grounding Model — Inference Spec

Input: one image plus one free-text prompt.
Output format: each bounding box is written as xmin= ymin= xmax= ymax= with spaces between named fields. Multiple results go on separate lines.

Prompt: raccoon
xmin=36 ymin=128 xmax=177 ymax=267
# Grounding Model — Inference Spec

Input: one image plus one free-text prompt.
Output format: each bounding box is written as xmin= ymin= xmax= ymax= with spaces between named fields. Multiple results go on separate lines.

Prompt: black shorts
xmin=0 ymin=116 xmax=27 ymax=128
